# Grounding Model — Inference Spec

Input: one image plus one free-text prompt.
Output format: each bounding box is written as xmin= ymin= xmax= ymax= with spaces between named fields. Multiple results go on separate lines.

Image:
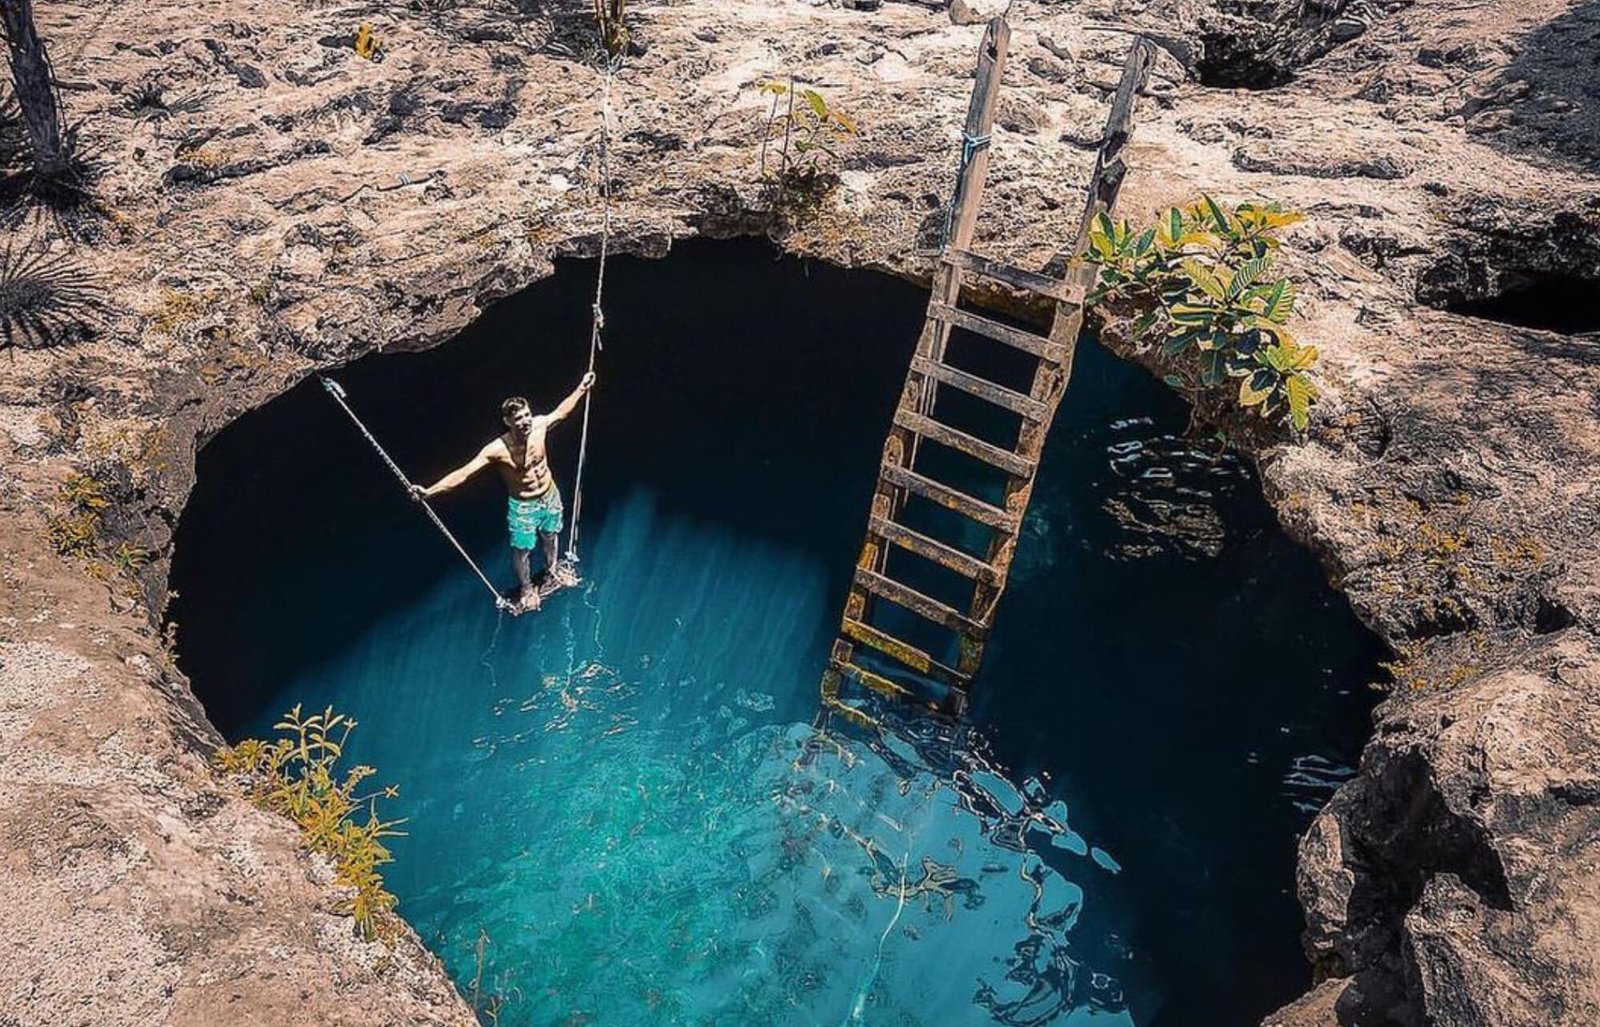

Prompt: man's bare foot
xmin=516 ymin=588 xmax=540 ymax=615
xmin=552 ymin=562 xmax=580 ymax=589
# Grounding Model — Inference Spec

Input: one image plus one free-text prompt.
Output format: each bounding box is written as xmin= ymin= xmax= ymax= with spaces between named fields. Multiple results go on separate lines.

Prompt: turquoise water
xmin=172 ymin=241 xmax=1380 ymax=1026
xmin=277 ymin=502 xmax=1132 ymax=1025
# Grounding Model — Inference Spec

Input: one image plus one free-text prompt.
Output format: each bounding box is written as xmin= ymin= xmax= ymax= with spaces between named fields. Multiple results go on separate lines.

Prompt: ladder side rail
xmin=825 ymin=32 xmax=1159 ymax=712
xmin=841 ymin=16 xmax=1012 ymax=638
xmin=1056 ymin=35 xmax=1159 ymax=322
xmin=961 ymin=36 xmax=1157 ymax=673
xmin=908 ymin=16 xmax=1013 ymax=462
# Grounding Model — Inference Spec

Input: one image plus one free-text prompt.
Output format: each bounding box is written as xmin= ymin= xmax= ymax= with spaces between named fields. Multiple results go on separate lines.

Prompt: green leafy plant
xmin=46 ymin=470 xmax=148 ymax=597
xmin=759 ymin=79 xmax=857 ymax=185
xmin=1084 ymin=197 xmax=1319 ymax=430
xmin=215 ymin=705 xmax=407 ymax=941
xmin=58 ymin=470 xmax=109 ymax=512
xmin=110 ymin=540 xmax=149 ymax=575
xmin=45 ymin=510 xmax=100 ymax=558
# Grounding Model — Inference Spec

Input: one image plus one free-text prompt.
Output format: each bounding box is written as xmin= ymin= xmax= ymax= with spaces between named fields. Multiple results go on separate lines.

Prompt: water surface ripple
xmin=171 ymin=241 xmax=1379 ymax=1027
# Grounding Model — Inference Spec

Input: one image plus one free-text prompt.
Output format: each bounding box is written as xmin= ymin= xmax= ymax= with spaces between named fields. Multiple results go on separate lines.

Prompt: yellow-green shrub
xmin=759 ymin=79 xmax=858 ymax=183
xmin=1085 ymin=197 xmax=1319 ymax=430
xmin=215 ymin=705 xmax=405 ymax=941
xmin=46 ymin=472 xmax=108 ymax=558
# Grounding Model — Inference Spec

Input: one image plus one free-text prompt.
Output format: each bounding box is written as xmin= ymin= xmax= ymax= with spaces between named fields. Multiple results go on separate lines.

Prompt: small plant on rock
xmin=757 ymin=79 xmax=857 ymax=225
xmin=45 ymin=471 xmax=108 ymax=558
xmin=110 ymin=539 xmax=149 ymax=576
xmin=215 ymin=704 xmax=407 ymax=942
xmin=353 ymin=23 xmax=381 ymax=61
xmin=45 ymin=468 xmax=149 ymax=597
xmin=760 ymin=79 xmax=857 ymax=184
xmin=1084 ymin=197 xmax=1319 ymax=430
xmin=146 ymin=287 xmax=209 ymax=336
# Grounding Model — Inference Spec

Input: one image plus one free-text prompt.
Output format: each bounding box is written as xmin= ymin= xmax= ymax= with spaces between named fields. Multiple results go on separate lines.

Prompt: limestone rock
xmin=1175 ymin=0 xmax=1375 ymax=88
xmin=2 ymin=0 xmax=1599 ymax=1025
xmin=948 ymin=0 xmax=983 ymax=27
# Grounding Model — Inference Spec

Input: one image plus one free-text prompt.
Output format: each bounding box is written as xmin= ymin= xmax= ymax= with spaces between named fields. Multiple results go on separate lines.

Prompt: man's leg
xmin=511 ymin=547 xmax=537 ymax=612
xmin=540 ymin=530 xmax=570 ymax=586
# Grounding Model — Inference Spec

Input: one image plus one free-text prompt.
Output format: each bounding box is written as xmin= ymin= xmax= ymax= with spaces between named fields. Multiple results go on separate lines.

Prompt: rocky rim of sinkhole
xmin=1 ymin=0 xmax=1598 ymax=1026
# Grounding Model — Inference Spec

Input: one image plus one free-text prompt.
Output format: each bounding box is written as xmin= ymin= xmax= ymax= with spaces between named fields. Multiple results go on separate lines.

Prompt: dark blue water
xmin=171 ymin=240 xmax=1380 ymax=1027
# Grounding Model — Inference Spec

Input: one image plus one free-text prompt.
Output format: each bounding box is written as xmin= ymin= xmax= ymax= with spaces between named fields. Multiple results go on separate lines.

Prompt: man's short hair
xmin=501 ymin=396 xmax=531 ymax=418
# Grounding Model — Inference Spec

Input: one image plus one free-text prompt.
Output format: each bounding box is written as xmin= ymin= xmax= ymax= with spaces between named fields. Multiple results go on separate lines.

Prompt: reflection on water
xmin=1099 ymin=417 xmax=1239 ymax=563
xmin=292 ymin=494 xmax=1136 ymax=1026
xmin=171 ymin=240 xmax=1380 ymax=1027
xmin=1280 ymin=754 xmax=1358 ymax=817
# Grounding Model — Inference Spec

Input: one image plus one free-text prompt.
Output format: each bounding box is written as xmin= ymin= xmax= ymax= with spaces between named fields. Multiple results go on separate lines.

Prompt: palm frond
xmin=0 ymin=245 xmax=104 ymax=351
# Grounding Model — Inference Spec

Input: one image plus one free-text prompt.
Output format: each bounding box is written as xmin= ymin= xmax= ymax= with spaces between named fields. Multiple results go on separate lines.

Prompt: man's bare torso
xmin=487 ymin=422 xmax=553 ymax=499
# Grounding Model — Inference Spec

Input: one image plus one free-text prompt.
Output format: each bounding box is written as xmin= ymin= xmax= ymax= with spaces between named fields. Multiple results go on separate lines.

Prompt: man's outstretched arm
xmin=545 ymin=371 xmax=597 ymax=425
xmin=414 ymin=443 xmax=495 ymax=499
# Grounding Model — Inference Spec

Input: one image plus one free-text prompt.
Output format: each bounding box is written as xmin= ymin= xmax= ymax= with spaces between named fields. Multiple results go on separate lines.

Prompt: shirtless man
xmin=413 ymin=371 xmax=595 ymax=613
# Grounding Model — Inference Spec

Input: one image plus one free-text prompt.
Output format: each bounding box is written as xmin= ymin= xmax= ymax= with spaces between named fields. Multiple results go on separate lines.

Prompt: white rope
xmin=324 ymin=58 xmax=618 ymax=608
xmin=847 ymin=849 xmax=911 ymax=1024
xmin=564 ymin=55 xmax=619 ymax=564
xmin=321 ymin=377 xmax=513 ymax=612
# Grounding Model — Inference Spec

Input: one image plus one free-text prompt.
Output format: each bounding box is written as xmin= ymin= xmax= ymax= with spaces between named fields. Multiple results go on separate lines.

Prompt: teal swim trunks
xmin=507 ymin=488 xmax=563 ymax=549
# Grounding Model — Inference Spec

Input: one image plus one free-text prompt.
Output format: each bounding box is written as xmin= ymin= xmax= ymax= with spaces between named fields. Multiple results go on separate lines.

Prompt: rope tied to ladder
xmin=564 ymin=52 xmax=621 ymax=566
xmin=940 ymin=131 xmax=991 ymax=250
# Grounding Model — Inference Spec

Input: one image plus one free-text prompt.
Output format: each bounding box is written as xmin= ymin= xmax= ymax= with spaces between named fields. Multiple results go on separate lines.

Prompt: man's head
xmin=502 ymin=396 xmax=535 ymax=436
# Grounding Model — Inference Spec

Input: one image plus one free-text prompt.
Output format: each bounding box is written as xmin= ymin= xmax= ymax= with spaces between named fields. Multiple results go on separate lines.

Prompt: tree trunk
xmin=1 ymin=0 xmax=69 ymax=179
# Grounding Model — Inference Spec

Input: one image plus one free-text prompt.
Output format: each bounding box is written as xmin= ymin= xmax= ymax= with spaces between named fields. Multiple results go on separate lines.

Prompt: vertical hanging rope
xmin=564 ymin=55 xmax=618 ymax=564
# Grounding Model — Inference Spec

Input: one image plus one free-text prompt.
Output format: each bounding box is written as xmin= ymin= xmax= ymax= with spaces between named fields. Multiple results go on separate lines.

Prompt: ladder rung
xmin=840 ymin=618 xmax=969 ymax=687
xmin=927 ymin=302 xmax=1065 ymax=362
xmin=830 ymin=657 xmax=916 ymax=701
xmin=880 ymin=463 xmax=1014 ymax=530
xmin=910 ymin=356 xmax=1049 ymax=421
xmin=894 ymin=410 xmax=1036 ymax=478
xmin=853 ymin=568 xmax=988 ymax=636
xmin=870 ymin=515 xmax=998 ymax=584
xmin=943 ymin=249 xmax=1078 ymax=303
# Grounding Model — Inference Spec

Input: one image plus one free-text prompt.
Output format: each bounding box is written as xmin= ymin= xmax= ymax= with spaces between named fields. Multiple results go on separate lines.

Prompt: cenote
xmin=171 ymin=240 xmax=1381 ymax=1027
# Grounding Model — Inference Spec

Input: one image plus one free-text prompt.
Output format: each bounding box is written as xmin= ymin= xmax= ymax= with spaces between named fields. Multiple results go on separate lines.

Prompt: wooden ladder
xmin=823 ymin=20 xmax=1155 ymax=718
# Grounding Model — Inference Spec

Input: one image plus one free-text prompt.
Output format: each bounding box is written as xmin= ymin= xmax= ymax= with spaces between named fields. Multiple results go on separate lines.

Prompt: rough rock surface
xmin=1 ymin=0 xmax=1597 ymax=1024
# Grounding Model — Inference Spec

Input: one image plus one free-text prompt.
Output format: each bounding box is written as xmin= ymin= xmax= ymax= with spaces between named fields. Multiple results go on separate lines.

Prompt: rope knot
xmin=940 ymin=133 xmax=995 ymax=249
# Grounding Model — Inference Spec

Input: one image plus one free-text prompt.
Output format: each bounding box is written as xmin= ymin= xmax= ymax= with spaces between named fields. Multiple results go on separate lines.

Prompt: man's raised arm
xmin=413 ymin=443 xmax=496 ymax=500
xmin=545 ymin=371 xmax=597 ymax=425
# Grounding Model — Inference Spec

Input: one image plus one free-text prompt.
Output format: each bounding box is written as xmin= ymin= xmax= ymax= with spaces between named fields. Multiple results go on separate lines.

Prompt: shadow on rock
xmin=1415 ymin=195 xmax=1600 ymax=335
xmin=1464 ymin=0 xmax=1600 ymax=172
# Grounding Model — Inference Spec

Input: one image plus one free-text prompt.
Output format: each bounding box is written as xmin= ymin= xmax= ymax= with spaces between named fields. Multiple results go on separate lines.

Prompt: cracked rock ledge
xmin=1 ymin=0 xmax=1598 ymax=1024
